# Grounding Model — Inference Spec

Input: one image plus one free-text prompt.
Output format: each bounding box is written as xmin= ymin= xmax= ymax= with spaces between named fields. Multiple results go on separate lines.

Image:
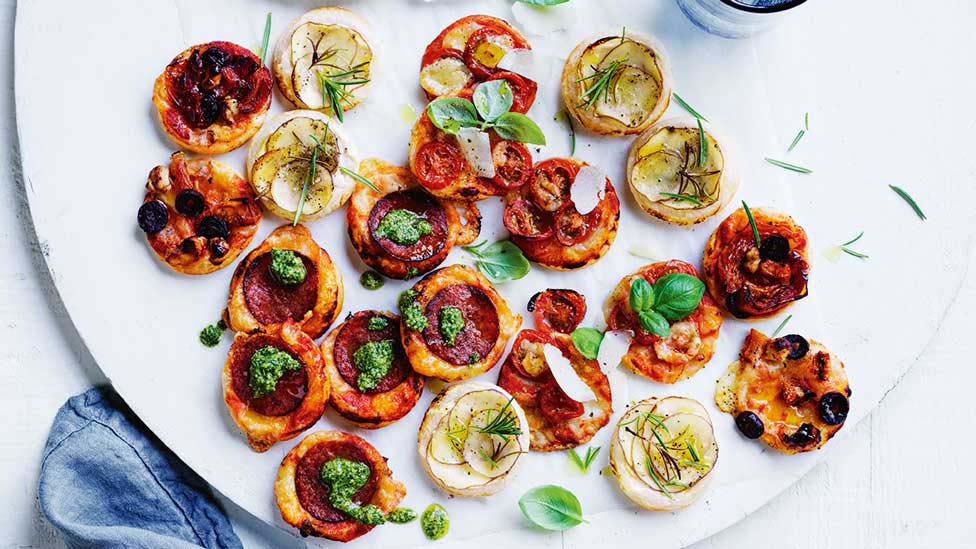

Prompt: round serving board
xmin=16 ymin=0 xmax=974 ymax=547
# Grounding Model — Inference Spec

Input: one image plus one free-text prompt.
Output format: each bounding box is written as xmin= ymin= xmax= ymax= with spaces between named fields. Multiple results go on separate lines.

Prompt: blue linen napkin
xmin=38 ymin=387 xmax=243 ymax=549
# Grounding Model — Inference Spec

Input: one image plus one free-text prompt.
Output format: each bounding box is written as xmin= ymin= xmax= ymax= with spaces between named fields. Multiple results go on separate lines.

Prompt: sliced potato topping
xmin=631 ymin=126 xmax=724 ymax=209
xmin=290 ymin=22 xmax=372 ymax=109
xmin=252 ymin=144 xmax=335 ymax=216
xmin=421 ymin=57 xmax=472 ymax=97
xmin=472 ymin=33 xmax=515 ymax=69
xmin=577 ymin=38 xmax=664 ymax=127
xmin=442 ymin=20 xmax=481 ymax=51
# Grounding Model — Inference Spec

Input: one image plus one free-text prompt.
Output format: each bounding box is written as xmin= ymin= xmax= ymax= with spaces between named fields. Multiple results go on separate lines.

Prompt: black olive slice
xmin=209 ymin=238 xmax=230 ymax=259
xmin=175 ymin=189 xmax=206 ymax=217
xmin=783 ymin=422 xmax=819 ymax=447
xmin=137 ymin=200 xmax=169 ymax=234
xmin=198 ymin=215 xmax=229 ymax=239
xmin=781 ymin=334 xmax=809 ymax=360
xmin=818 ymin=392 xmax=849 ymax=425
xmin=735 ymin=411 xmax=764 ymax=439
xmin=759 ymin=234 xmax=790 ymax=262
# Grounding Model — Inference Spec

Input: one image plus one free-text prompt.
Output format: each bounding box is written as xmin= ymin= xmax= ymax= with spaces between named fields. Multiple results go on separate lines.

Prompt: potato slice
xmin=428 ymin=415 xmax=466 ymax=465
xmin=252 ymin=146 xmax=334 ymax=216
xmin=631 ymin=126 xmax=723 ymax=209
xmin=441 ymin=20 xmax=481 ymax=51
xmin=598 ymin=40 xmax=661 ymax=77
xmin=632 ymin=413 xmax=716 ymax=492
xmin=462 ymin=410 xmax=522 ymax=477
xmin=425 ymin=452 xmax=493 ymax=490
xmin=650 ymin=396 xmax=712 ymax=423
xmin=420 ymin=56 xmax=472 ymax=97
xmin=593 ymin=66 xmax=659 ymax=127
xmin=290 ymin=23 xmax=372 ymax=110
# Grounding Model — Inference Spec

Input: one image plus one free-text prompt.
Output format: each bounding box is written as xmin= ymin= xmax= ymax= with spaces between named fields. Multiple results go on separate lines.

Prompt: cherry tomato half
xmin=488 ymin=71 xmax=538 ymax=114
xmin=503 ymin=199 xmax=554 ymax=239
xmin=527 ymin=289 xmax=587 ymax=334
xmin=463 ymin=26 xmax=518 ymax=80
xmin=554 ymin=202 xmax=598 ymax=246
xmin=497 ymin=329 xmax=553 ymax=399
xmin=538 ymin=382 xmax=585 ymax=424
xmin=529 ymin=158 xmax=577 ymax=212
xmin=492 ymin=140 xmax=533 ymax=190
xmin=415 ymin=141 xmax=464 ymax=190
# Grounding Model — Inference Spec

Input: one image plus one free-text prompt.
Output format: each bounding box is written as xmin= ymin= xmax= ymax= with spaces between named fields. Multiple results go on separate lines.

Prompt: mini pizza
xmin=627 ymin=117 xmax=739 ymax=225
xmin=347 ymin=159 xmax=481 ymax=280
xmin=222 ymin=321 xmax=328 ymax=452
xmin=245 ymin=110 xmax=359 ymax=222
xmin=226 ymin=224 xmax=343 ymax=340
xmin=702 ymin=207 xmax=810 ymax=319
xmin=273 ymin=7 xmax=377 ymax=116
xmin=321 ymin=311 xmax=423 ymax=429
xmin=561 ymin=31 xmax=672 ymax=136
xmin=504 ymin=158 xmax=620 ymax=270
xmin=610 ymin=396 xmax=718 ymax=511
xmin=604 ymin=260 xmax=723 ymax=383
xmin=715 ymin=329 xmax=851 ymax=454
xmin=275 ymin=430 xmax=406 ymax=541
xmin=153 ymin=41 xmax=272 ymax=154
xmin=527 ymin=289 xmax=586 ymax=334
xmin=496 ymin=330 xmax=612 ymax=451
xmin=138 ymin=152 xmax=261 ymax=275
xmin=408 ymin=89 xmax=535 ymax=201
xmin=417 ymin=381 xmax=530 ymax=497
xmin=420 ymin=14 xmax=537 ymax=110
xmin=399 ymin=264 xmax=521 ymax=382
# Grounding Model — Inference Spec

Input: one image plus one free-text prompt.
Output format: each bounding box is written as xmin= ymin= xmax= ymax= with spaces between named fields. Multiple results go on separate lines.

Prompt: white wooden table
xmin=3 ymin=0 xmax=975 ymax=547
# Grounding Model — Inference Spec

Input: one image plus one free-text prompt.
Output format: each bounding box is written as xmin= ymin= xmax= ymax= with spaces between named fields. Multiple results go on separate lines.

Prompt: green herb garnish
xmin=765 ymin=158 xmax=812 ymax=174
xmin=839 ymin=231 xmax=869 ymax=259
xmin=628 ymin=273 xmax=705 ymax=338
xmin=556 ymin=110 xmax=576 ymax=155
xmin=518 ymin=485 xmax=586 ymax=531
xmin=770 ymin=314 xmax=792 ymax=338
xmin=199 ymin=319 xmax=226 ymax=348
xmin=570 ymin=328 xmax=603 ymax=360
xmin=319 ymin=62 xmax=370 ymax=123
xmin=367 ymin=316 xmax=389 ymax=331
xmin=259 ymin=12 xmax=272 ymax=66
xmin=889 ymin=185 xmax=926 ymax=220
xmin=788 ymin=130 xmax=805 ymax=152
xmin=249 ymin=346 xmax=301 ymax=398
xmin=568 ymin=446 xmax=601 ymax=473
xmin=474 ymin=396 xmax=522 ymax=439
xmin=427 ymin=81 xmax=546 ymax=145
xmin=671 ymin=92 xmax=708 ymax=121
xmin=659 ymin=192 xmax=705 ymax=206
xmin=697 ymin=117 xmax=707 ymax=167
xmin=805 ymin=112 xmax=810 ymax=131
xmin=741 ymin=200 xmax=761 ymax=248
xmin=576 ymin=58 xmax=625 ymax=111
xmin=293 ymin=134 xmax=320 ymax=225
xmin=360 ymin=270 xmax=384 ymax=290
xmin=340 ymin=166 xmax=381 ymax=193
xmin=462 ymin=240 xmax=530 ymax=283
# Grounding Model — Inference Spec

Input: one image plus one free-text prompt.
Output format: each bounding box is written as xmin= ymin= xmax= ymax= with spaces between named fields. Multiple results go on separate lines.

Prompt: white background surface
xmin=3 ymin=0 xmax=976 ymax=548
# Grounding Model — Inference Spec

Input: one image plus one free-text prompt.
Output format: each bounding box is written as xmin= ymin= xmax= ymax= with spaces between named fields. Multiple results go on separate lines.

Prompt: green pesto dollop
xmin=375 ymin=209 xmax=432 ymax=245
xmin=467 ymin=353 xmax=480 ymax=365
xmin=269 ymin=248 xmax=307 ymax=286
xmin=421 ymin=503 xmax=449 ymax=540
xmin=360 ymin=270 xmax=385 ymax=290
xmin=387 ymin=507 xmax=417 ymax=524
xmin=405 ymin=267 xmax=420 ymax=279
xmin=438 ymin=306 xmax=465 ymax=346
xmin=352 ymin=340 xmax=394 ymax=391
xmin=199 ymin=319 xmax=226 ymax=348
xmin=249 ymin=345 xmax=301 ymax=398
xmin=398 ymin=289 xmax=428 ymax=332
xmin=367 ymin=316 xmax=389 ymax=331
xmin=319 ymin=458 xmax=386 ymax=525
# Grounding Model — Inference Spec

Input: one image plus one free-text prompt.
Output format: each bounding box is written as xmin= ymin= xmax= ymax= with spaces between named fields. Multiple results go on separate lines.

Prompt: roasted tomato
xmin=414 ymin=141 xmax=465 ymax=190
xmin=554 ymin=203 xmax=599 ymax=247
xmin=538 ymin=384 xmax=585 ymax=424
xmin=528 ymin=289 xmax=587 ymax=334
xmin=488 ymin=71 xmax=538 ymax=114
xmin=529 ymin=158 xmax=578 ymax=212
xmin=503 ymin=199 xmax=554 ymax=239
xmin=492 ymin=140 xmax=533 ymax=189
xmin=497 ymin=329 xmax=553 ymax=399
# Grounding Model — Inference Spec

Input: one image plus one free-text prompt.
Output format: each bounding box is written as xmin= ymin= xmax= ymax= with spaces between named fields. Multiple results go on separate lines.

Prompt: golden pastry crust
xmin=321 ymin=311 xmax=424 ymax=429
xmin=346 ymin=159 xmax=481 ymax=279
xmin=222 ymin=322 xmax=328 ymax=452
xmin=506 ymin=158 xmax=620 ymax=271
xmin=496 ymin=330 xmax=613 ymax=451
xmin=272 ymin=7 xmax=377 ymax=114
xmin=702 ymin=207 xmax=810 ymax=319
xmin=603 ymin=260 xmax=723 ymax=383
xmin=561 ymin=32 xmax=672 ymax=136
xmin=226 ymin=224 xmax=343 ymax=340
xmin=716 ymin=330 xmax=851 ymax=454
xmin=274 ymin=431 xmax=406 ymax=541
xmin=401 ymin=265 xmax=521 ymax=382
xmin=152 ymin=41 xmax=272 ymax=154
xmin=140 ymin=152 xmax=261 ymax=275
xmin=626 ymin=117 xmax=739 ymax=225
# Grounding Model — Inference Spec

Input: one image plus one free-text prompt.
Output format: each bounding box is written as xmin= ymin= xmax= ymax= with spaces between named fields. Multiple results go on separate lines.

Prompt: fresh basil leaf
xmin=652 ymin=273 xmax=705 ymax=321
xmin=518 ymin=485 xmax=585 ymax=531
xmin=628 ymin=277 xmax=654 ymax=312
xmin=462 ymin=240 xmax=530 ymax=283
xmin=570 ymin=328 xmax=603 ymax=360
xmin=492 ymin=112 xmax=547 ymax=145
xmin=638 ymin=310 xmax=670 ymax=337
xmin=516 ymin=0 xmax=571 ymax=4
xmin=473 ymin=80 xmax=513 ymax=122
xmin=427 ymin=98 xmax=480 ymax=135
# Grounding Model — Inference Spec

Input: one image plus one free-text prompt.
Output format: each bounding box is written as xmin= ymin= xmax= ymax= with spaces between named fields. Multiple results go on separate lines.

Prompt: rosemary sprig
xmin=805 ymin=112 xmax=810 ymax=131
xmin=568 ymin=446 xmax=601 ymax=473
xmin=339 ymin=166 xmax=381 ymax=193
xmin=319 ymin=62 xmax=370 ymax=123
xmin=697 ymin=117 xmax=707 ymax=167
xmin=765 ymin=158 xmax=812 ymax=174
xmin=685 ymin=441 xmax=700 ymax=463
xmin=659 ymin=192 xmax=704 ymax=206
xmin=671 ymin=92 xmax=708 ymax=122
xmin=576 ymin=58 xmax=625 ymax=110
xmin=770 ymin=314 xmax=793 ymax=338
xmin=565 ymin=110 xmax=576 ymax=155
xmin=889 ymin=185 xmax=926 ymax=220
xmin=741 ymin=200 xmax=761 ymax=248
xmin=474 ymin=397 xmax=522 ymax=439
xmin=839 ymin=231 xmax=869 ymax=259
xmin=620 ymin=26 xmax=626 ymax=43
xmin=478 ymin=448 xmax=500 ymax=470
xmin=788 ymin=130 xmax=805 ymax=152
xmin=646 ymin=143 xmax=719 ymax=205
xmin=293 ymin=135 xmax=322 ymax=225
xmin=259 ymin=12 xmax=272 ymax=66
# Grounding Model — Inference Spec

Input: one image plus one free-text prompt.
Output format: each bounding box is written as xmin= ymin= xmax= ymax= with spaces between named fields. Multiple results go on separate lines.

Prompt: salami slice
xmin=295 ymin=440 xmax=379 ymax=523
xmin=333 ymin=314 xmax=410 ymax=394
xmin=243 ymin=252 xmax=320 ymax=325
xmin=367 ymin=190 xmax=448 ymax=262
xmin=229 ymin=335 xmax=308 ymax=417
xmin=422 ymin=284 xmax=500 ymax=366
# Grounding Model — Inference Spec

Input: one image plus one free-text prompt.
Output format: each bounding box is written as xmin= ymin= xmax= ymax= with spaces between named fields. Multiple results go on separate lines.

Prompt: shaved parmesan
xmin=570 ymin=165 xmax=607 ymax=214
xmin=543 ymin=344 xmax=597 ymax=403
xmin=597 ymin=330 xmax=631 ymax=374
xmin=511 ymin=2 xmax=576 ymax=36
xmin=457 ymin=127 xmax=495 ymax=178
xmin=497 ymin=49 xmax=537 ymax=80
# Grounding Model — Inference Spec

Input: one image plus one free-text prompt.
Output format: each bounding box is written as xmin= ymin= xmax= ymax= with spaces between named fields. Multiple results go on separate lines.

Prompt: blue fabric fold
xmin=38 ymin=386 xmax=243 ymax=549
